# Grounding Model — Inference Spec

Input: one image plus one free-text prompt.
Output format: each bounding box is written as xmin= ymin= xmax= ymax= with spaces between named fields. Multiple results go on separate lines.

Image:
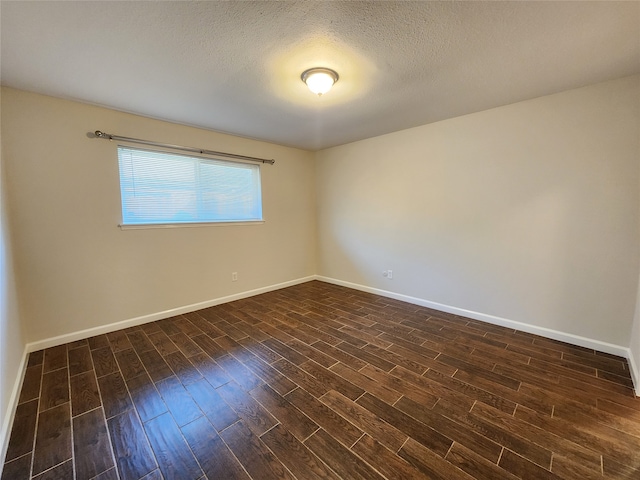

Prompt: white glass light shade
xmin=301 ymin=68 xmax=339 ymax=96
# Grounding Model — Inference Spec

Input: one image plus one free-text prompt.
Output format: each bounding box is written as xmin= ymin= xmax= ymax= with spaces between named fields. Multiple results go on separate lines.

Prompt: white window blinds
xmin=117 ymin=146 xmax=263 ymax=225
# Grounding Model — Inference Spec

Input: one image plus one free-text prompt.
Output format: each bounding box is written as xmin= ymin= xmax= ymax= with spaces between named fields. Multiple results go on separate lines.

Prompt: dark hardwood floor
xmin=2 ymin=280 xmax=639 ymax=479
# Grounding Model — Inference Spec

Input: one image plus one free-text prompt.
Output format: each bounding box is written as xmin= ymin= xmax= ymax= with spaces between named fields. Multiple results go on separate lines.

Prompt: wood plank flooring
xmin=2 ymin=280 xmax=640 ymax=479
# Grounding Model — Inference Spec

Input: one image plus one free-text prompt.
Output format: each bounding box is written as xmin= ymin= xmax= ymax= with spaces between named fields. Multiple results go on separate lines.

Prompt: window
xmin=117 ymin=146 xmax=262 ymax=226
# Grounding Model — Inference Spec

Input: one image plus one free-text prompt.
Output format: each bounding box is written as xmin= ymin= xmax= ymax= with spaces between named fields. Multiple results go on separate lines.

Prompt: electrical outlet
xmin=232 ymin=272 xmax=238 ymax=281
xmin=387 ymin=270 xmax=393 ymax=279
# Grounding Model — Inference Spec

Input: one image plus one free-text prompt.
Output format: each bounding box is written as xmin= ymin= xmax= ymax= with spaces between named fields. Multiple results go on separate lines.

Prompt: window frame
xmin=116 ymin=144 xmax=265 ymax=229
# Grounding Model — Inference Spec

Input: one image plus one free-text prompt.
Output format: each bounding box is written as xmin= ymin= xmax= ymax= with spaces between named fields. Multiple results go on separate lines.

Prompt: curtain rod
xmin=93 ymin=130 xmax=275 ymax=165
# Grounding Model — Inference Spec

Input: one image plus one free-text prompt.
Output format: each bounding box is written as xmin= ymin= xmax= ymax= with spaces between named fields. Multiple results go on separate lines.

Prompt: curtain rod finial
xmin=94 ymin=131 xmax=113 ymax=140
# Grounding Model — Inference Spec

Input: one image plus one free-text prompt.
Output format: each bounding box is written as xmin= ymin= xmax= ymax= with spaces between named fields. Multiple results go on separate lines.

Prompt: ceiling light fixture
xmin=301 ymin=67 xmax=339 ymax=96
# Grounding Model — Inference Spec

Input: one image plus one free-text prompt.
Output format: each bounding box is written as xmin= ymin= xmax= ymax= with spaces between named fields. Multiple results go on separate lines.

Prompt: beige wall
xmin=2 ymin=75 xmax=639 ymax=382
xmin=0 ymin=99 xmax=27 ymax=461
xmin=1 ymin=88 xmax=316 ymax=343
xmin=316 ymin=75 xmax=640 ymax=347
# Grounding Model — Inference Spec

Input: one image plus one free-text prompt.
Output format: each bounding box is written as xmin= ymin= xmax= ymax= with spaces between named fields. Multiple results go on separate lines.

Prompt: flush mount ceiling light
xmin=301 ymin=67 xmax=339 ymax=96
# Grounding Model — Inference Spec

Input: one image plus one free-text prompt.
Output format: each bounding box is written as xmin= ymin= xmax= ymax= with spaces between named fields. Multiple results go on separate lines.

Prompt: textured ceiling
xmin=2 ymin=1 xmax=639 ymax=150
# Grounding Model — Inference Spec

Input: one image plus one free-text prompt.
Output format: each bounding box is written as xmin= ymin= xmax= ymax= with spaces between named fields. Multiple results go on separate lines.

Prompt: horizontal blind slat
xmin=118 ymin=146 xmax=263 ymax=225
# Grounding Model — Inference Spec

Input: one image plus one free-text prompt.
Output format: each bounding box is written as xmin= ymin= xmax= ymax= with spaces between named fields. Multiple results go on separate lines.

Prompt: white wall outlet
xmin=387 ymin=270 xmax=393 ymax=279
xmin=232 ymin=272 xmax=238 ymax=281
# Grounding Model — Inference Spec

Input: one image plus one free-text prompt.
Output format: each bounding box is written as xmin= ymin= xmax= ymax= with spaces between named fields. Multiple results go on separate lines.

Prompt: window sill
xmin=119 ymin=220 xmax=265 ymax=230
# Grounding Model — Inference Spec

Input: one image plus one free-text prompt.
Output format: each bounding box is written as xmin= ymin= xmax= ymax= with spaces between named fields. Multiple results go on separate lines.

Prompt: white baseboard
xmin=315 ymin=276 xmax=630 ymax=359
xmin=0 ymin=345 xmax=29 ymax=467
xmin=26 ymin=275 xmax=315 ymax=353
xmin=628 ymin=348 xmax=640 ymax=397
